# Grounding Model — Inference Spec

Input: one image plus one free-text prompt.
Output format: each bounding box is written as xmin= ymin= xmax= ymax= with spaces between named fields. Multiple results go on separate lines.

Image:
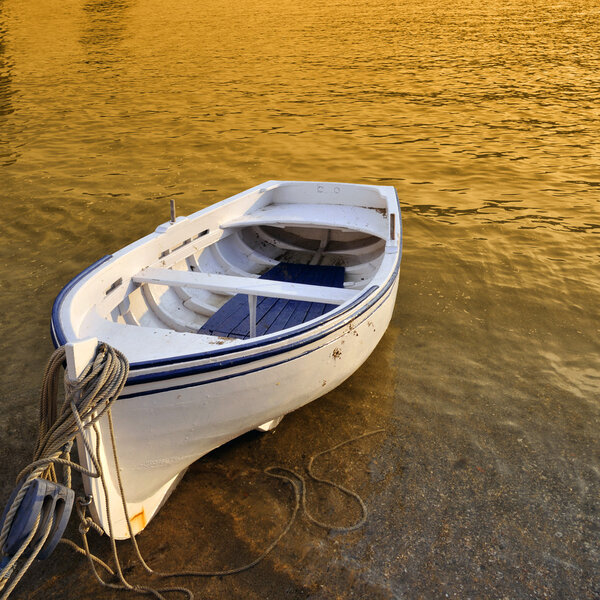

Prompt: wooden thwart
xmin=221 ymin=202 xmax=389 ymax=240
xmin=132 ymin=267 xmax=355 ymax=305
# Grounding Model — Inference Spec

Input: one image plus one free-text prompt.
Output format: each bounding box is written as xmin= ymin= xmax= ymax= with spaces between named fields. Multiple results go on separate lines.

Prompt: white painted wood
xmin=222 ymin=203 xmax=389 ymax=240
xmin=152 ymin=229 xmax=226 ymax=269
xmin=140 ymin=283 xmax=201 ymax=333
xmin=132 ymin=268 xmax=356 ymax=305
xmin=209 ymin=242 xmax=255 ymax=277
xmin=248 ymin=295 xmax=257 ymax=338
xmin=65 ymin=337 xmax=98 ymax=381
xmin=271 ymin=181 xmax=388 ymax=209
xmin=256 ymin=416 xmax=283 ymax=432
xmin=182 ymin=297 xmax=219 ymax=317
xmin=253 ymin=225 xmax=317 ymax=253
xmin=229 ymin=231 xmax=280 ymax=268
xmin=90 ymin=276 xmax=399 ymax=538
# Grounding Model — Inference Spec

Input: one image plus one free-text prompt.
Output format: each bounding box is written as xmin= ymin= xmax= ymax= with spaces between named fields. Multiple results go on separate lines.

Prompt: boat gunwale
xmin=118 ymin=279 xmax=397 ymax=399
xmin=51 ymin=253 xmax=113 ymax=350
xmin=124 ymin=278 xmax=392 ymax=387
xmin=51 ymin=250 xmax=398 ymax=371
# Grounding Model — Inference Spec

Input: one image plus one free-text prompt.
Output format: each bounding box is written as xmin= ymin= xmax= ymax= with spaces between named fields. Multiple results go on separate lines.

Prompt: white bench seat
xmin=221 ymin=203 xmax=389 ymax=240
xmin=132 ymin=267 xmax=356 ymax=305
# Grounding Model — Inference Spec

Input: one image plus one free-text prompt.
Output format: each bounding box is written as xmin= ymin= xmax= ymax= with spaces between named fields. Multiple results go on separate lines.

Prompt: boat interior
xmin=113 ymin=221 xmax=387 ymax=341
xmin=67 ymin=181 xmax=399 ymax=358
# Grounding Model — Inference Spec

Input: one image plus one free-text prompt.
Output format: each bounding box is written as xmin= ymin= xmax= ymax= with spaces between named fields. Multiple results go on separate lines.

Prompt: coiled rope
xmin=0 ymin=343 xmax=128 ymax=599
xmin=0 ymin=342 xmax=385 ymax=600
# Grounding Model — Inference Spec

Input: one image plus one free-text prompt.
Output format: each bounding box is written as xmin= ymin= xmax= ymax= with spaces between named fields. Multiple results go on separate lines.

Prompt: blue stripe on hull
xmin=50 ymin=256 xmax=399 ymax=388
xmin=119 ymin=282 xmax=394 ymax=399
xmin=125 ymin=278 xmax=395 ymax=386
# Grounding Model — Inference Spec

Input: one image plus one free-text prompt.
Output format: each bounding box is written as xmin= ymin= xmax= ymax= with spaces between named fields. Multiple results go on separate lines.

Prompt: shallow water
xmin=0 ymin=0 xmax=598 ymax=598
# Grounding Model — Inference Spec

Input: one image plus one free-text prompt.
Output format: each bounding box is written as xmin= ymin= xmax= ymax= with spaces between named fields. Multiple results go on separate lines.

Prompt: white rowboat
xmin=51 ymin=181 xmax=402 ymax=539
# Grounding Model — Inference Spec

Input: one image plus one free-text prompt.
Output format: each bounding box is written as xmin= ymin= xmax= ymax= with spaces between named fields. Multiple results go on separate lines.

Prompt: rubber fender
xmin=0 ymin=478 xmax=74 ymax=560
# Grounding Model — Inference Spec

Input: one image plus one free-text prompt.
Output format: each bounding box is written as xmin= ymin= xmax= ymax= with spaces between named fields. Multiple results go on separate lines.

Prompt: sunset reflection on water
xmin=0 ymin=0 xmax=598 ymax=598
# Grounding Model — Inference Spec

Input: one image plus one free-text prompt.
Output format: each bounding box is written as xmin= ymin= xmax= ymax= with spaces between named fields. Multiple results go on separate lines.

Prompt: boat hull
xmin=79 ymin=275 xmax=399 ymax=539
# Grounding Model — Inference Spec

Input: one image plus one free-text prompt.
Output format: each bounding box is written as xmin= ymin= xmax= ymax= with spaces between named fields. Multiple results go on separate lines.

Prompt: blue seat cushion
xmin=197 ymin=262 xmax=346 ymax=339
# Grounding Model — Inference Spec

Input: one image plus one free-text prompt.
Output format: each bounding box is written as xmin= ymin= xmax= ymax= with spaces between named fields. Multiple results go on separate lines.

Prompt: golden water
xmin=0 ymin=1 xmax=598 ymax=598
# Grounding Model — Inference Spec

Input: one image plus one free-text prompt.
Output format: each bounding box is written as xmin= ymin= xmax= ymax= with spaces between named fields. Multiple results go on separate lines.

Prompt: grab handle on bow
xmin=65 ymin=338 xmax=99 ymax=381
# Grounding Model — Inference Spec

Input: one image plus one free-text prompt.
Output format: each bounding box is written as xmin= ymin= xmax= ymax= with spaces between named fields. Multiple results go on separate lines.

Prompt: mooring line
xmin=63 ymin=422 xmax=386 ymax=599
xmin=81 ymin=421 xmax=386 ymax=597
xmin=0 ymin=344 xmax=128 ymax=599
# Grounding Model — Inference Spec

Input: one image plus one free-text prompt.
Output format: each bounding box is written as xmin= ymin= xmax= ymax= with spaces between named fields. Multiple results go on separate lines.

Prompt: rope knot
xmin=78 ymin=518 xmax=93 ymax=536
